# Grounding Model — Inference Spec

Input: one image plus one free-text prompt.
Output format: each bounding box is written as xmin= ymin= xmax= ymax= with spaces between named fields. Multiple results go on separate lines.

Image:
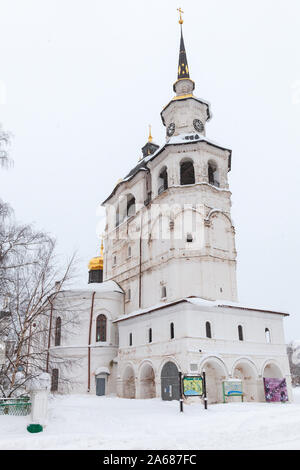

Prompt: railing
xmin=0 ymin=396 xmax=31 ymax=416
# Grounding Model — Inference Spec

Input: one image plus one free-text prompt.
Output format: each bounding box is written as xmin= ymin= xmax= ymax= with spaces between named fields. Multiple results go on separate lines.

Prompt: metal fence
xmin=0 ymin=397 xmax=31 ymax=416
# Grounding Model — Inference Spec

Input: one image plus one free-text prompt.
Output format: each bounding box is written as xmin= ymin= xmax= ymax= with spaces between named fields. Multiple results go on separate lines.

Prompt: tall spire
xmin=177 ymin=8 xmax=189 ymax=80
xmin=173 ymin=8 xmax=194 ymax=94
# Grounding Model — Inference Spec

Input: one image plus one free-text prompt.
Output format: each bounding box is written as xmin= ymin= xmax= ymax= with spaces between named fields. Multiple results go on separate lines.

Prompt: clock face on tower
xmin=167 ymin=122 xmax=175 ymax=137
xmin=193 ymin=119 xmax=204 ymax=132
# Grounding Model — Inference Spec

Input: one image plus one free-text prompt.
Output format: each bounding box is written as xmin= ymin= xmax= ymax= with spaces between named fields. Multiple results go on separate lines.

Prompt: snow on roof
xmin=166 ymin=132 xmax=232 ymax=155
xmin=94 ymin=367 xmax=110 ymax=376
xmin=187 ymin=297 xmax=289 ymax=316
xmin=64 ymin=280 xmax=124 ymax=295
xmin=114 ymin=296 xmax=288 ymax=323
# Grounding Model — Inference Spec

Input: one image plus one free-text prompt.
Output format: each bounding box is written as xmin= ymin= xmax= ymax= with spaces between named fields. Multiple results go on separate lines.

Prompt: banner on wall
xmin=183 ymin=376 xmax=203 ymax=396
xmin=263 ymin=378 xmax=288 ymax=402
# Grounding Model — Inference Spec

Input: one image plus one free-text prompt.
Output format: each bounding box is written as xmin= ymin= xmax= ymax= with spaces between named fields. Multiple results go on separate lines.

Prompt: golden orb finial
xmin=148 ymin=124 xmax=153 ymax=143
xmin=177 ymin=7 xmax=184 ymax=25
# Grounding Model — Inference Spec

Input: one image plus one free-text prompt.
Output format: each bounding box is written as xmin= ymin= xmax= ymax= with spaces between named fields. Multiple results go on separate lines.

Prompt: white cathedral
xmin=46 ymin=16 xmax=291 ymax=404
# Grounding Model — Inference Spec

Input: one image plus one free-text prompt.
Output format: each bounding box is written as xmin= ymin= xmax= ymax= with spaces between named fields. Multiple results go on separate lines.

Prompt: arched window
xmin=55 ymin=317 xmax=61 ymax=346
xmin=180 ymin=160 xmax=195 ymax=185
xmin=96 ymin=314 xmax=107 ymax=342
xmin=208 ymin=161 xmax=219 ymax=187
xmin=149 ymin=328 xmax=152 ymax=343
xmin=170 ymin=322 xmax=174 ymax=339
xmin=51 ymin=369 xmax=59 ymax=392
xmin=265 ymin=328 xmax=271 ymax=343
xmin=129 ymin=332 xmax=133 ymax=346
xmin=158 ymin=167 xmax=168 ymax=194
xmin=206 ymin=321 xmax=212 ymax=338
xmin=238 ymin=325 xmax=244 ymax=341
xmin=127 ymin=195 xmax=136 ymax=217
xmin=186 ymin=233 xmax=193 ymax=242
xmin=161 ymin=286 xmax=167 ymax=299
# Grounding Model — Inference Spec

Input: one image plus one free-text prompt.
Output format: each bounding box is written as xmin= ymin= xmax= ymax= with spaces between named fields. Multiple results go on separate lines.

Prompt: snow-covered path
xmin=1 ymin=389 xmax=300 ymax=450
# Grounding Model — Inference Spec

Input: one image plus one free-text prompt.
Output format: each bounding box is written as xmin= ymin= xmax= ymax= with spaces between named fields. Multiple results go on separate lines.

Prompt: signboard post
xmin=179 ymin=371 xmax=183 ymax=413
xmin=222 ymin=380 xmax=243 ymax=403
xmin=203 ymin=371 xmax=208 ymax=410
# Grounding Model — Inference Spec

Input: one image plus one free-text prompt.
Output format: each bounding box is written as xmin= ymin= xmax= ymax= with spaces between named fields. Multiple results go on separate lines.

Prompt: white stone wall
xmin=116 ymin=302 xmax=292 ymax=403
xmin=48 ymin=287 xmax=123 ymax=395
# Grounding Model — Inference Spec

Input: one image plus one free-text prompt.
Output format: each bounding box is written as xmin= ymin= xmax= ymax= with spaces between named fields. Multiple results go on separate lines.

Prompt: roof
xmin=57 ymin=280 xmax=124 ymax=296
xmin=102 ymin=133 xmax=232 ymax=205
xmin=113 ymin=296 xmax=289 ymax=323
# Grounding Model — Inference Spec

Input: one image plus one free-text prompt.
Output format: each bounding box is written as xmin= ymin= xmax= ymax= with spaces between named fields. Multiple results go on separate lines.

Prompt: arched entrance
xmin=201 ymin=358 xmax=227 ymax=404
xmin=232 ymin=360 xmax=258 ymax=402
xmin=161 ymin=361 xmax=179 ymax=401
xmin=139 ymin=363 xmax=156 ymax=399
xmin=122 ymin=366 xmax=136 ymax=399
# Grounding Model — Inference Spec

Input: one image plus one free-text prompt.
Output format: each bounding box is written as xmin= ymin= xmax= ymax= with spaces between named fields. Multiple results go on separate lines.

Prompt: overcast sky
xmin=0 ymin=0 xmax=299 ymax=341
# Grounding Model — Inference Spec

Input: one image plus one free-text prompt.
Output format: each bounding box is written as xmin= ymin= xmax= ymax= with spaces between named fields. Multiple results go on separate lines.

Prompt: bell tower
xmin=102 ymin=10 xmax=238 ymax=312
xmin=161 ymin=11 xmax=211 ymax=139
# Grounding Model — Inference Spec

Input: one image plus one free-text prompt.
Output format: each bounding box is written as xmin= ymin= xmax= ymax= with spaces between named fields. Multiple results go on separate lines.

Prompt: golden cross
xmin=148 ymin=124 xmax=153 ymax=143
xmin=177 ymin=7 xmax=184 ymax=24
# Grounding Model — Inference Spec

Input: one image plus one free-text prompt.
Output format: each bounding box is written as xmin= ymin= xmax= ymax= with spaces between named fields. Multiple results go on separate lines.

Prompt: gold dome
xmin=88 ymin=240 xmax=104 ymax=271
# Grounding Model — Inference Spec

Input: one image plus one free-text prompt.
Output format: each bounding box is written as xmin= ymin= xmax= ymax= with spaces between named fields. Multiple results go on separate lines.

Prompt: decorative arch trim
xmin=199 ymin=355 xmax=229 ymax=377
xmin=231 ymin=357 xmax=259 ymax=377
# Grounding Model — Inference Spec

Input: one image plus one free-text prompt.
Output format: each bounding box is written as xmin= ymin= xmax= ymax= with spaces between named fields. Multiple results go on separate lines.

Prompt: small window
xmin=113 ymin=255 xmax=117 ymax=266
xmin=55 ymin=317 xmax=61 ymax=346
xmin=51 ymin=369 xmax=59 ymax=392
xmin=206 ymin=321 xmax=212 ymax=338
xmin=148 ymin=328 xmax=152 ymax=343
xmin=186 ymin=233 xmax=193 ymax=243
xmin=170 ymin=322 xmax=174 ymax=339
xmin=129 ymin=332 xmax=133 ymax=346
xmin=238 ymin=325 xmax=244 ymax=341
xmin=161 ymin=286 xmax=167 ymax=299
xmin=128 ymin=246 xmax=131 ymax=258
xmin=158 ymin=167 xmax=168 ymax=194
xmin=96 ymin=314 xmax=107 ymax=342
xmin=127 ymin=195 xmax=136 ymax=217
xmin=126 ymin=288 xmax=131 ymax=301
xmin=265 ymin=328 xmax=271 ymax=343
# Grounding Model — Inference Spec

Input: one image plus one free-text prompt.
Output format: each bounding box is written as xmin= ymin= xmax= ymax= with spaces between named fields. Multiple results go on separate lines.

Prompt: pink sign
xmin=263 ymin=378 xmax=288 ymax=402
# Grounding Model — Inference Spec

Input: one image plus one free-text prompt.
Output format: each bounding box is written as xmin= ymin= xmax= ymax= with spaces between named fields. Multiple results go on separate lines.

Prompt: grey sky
xmin=0 ymin=0 xmax=299 ymax=341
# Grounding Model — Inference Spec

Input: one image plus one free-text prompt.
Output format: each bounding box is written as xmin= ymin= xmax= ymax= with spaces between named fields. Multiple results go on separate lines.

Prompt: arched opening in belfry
xmin=122 ymin=366 xmax=136 ymax=399
xmin=201 ymin=358 xmax=227 ymax=404
xmin=139 ymin=363 xmax=156 ymax=399
xmin=161 ymin=361 xmax=179 ymax=401
xmin=180 ymin=159 xmax=195 ymax=185
xmin=233 ymin=360 xmax=258 ymax=402
xmin=158 ymin=166 xmax=168 ymax=194
xmin=208 ymin=160 xmax=219 ymax=187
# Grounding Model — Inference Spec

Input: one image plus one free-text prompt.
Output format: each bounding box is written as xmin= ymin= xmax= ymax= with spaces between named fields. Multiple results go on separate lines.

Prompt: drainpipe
xmin=87 ymin=291 xmax=96 ymax=392
xmin=46 ymin=297 xmax=54 ymax=373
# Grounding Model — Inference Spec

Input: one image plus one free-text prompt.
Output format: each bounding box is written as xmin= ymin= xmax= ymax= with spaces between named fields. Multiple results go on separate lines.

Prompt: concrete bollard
xmin=26 ymin=372 xmax=51 ymax=433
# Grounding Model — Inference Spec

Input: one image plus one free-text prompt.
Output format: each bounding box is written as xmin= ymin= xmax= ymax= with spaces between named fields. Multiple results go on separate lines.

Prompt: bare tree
xmin=0 ymin=198 xmax=79 ymax=397
xmin=0 ymin=124 xmax=12 ymax=169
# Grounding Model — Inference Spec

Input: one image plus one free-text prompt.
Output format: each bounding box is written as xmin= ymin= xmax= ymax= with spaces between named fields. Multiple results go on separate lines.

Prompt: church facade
xmin=46 ymin=18 xmax=292 ymax=403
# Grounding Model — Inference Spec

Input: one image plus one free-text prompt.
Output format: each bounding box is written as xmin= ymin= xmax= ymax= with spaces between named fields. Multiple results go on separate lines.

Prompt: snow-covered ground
xmin=1 ymin=389 xmax=300 ymax=450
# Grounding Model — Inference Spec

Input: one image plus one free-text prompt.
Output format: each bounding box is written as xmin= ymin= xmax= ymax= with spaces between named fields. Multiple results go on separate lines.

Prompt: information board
xmin=183 ymin=376 xmax=203 ymax=396
xmin=222 ymin=380 xmax=243 ymax=401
